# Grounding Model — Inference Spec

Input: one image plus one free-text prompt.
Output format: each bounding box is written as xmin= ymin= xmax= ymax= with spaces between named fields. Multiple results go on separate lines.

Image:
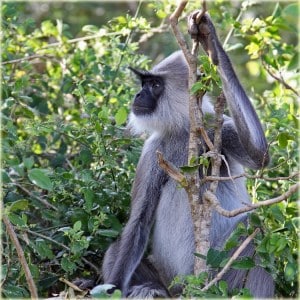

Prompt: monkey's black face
xmin=133 ymin=76 xmax=164 ymax=115
xmin=130 ymin=70 xmax=164 ymax=116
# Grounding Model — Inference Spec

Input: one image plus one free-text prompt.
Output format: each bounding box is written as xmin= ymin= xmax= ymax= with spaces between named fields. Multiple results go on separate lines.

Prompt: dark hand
xmin=188 ymin=11 xmax=219 ymax=65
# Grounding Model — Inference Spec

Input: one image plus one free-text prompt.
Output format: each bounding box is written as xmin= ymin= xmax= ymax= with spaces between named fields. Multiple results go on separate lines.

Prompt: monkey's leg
xmin=103 ymin=242 xmax=169 ymax=298
xmin=127 ymin=257 xmax=170 ymax=298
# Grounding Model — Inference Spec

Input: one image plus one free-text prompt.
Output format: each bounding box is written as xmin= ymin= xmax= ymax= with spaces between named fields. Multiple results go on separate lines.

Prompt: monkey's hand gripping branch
xmin=188 ymin=10 xmax=219 ymax=66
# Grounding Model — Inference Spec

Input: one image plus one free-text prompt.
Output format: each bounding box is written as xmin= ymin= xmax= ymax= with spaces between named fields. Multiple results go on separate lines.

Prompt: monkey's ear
xmin=128 ymin=67 xmax=151 ymax=79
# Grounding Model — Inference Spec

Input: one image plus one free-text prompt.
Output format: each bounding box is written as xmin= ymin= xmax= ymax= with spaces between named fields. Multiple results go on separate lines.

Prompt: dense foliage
xmin=1 ymin=1 xmax=298 ymax=298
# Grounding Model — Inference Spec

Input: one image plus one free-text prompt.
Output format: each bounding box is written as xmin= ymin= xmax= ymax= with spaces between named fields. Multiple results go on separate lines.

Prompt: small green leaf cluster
xmin=191 ymin=55 xmax=221 ymax=95
xmin=172 ymin=273 xmax=251 ymax=298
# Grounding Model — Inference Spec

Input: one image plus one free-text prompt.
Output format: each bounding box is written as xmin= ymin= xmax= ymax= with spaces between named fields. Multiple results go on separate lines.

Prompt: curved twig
xmin=201 ymin=228 xmax=260 ymax=291
xmin=205 ymin=182 xmax=299 ymax=217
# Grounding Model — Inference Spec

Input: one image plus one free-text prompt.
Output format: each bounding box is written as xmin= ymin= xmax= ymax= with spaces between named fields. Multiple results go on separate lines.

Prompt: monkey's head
xmin=128 ymin=51 xmax=190 ymax=135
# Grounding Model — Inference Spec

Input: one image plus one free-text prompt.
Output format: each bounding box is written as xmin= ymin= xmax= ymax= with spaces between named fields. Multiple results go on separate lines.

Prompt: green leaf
xmin=35 ymin=239 xmax=54 ymax=259
xmin=79 ymin=149 xmax=93 ymax=165
xmin=156 ymin=9 xmax=167 ymax=19
xmin=218 ymin=280 xmax=228 ymax=296
xmin=38 ymin=273 xmax=59 ymax=290
xmin=1 ymin=170 xmax=11 ymax=183
xmin=56 ymin=19 xmax=63 ymax=35
xmin=275 ymin=236 xmax=288 ymax=252
xmin=19 ymin=95 xmax=33 ymax=103
xmin=288 ymin=52 xmax=299 ymax=71
xmin=23 ymin=156 xmax=34 ymax=169
xmin=180 ymin=165 xmax=199 ymax=173
xmin=191 ymin=81 xmax=205 ymax=94
xmin=272 ymin=2 xmax=282 ymax=18
xmin=194 ymin=252 xmax=206 ymax=260
xmin=8 ymin=213 xmax=27 ymax=227
xmin=71 ymin=240 xmax=89 ymax=253
xmin=61 ymin=257 xmax=76 ymax=274
xmin=78 ymin=84 xmax=85 ymax=95
xmin=282 ymin=3 xmax=299 ymax=22
xmin=231 ymin=257 xmax=255 ymax=270
xmin=207 ymin=248 xmax=228 ymax=268
xmin=82 ymin=25 xmax=99 ymax=33
xmin=97 ymin=229 xmax=119 ymax=237
xmin=28 ymin=169 xmax=53 ymax=191
xmin=115 ymin=107 xmax=128 ymax=126
xmin=284 ymin=261 xmax=297 ymax=281
xmin=278 ymin=132 xmax=291 ymax=148
xmin=41 ymin=20 xmax=57 ymax=36
xmin=9 ymin=200 xmax=29 ymax=212
xmin=83 ymin=188 xmax=94 ymax=212
xmin=73 ymin=220 xmax=82 ymax=231
xmin=2 ymin=284 xmax=29 ymax=298
xmin=224 ymin=223 xmax=246 ymax=251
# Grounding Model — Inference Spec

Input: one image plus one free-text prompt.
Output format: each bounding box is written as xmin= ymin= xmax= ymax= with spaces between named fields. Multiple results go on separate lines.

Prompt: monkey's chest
xmin=151 ymin=180 xmax=195 ymax=283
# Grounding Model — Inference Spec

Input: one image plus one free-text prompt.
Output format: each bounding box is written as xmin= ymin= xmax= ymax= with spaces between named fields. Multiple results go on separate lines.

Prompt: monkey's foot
xmin=127 ymin=283 xmax=169 ymax=299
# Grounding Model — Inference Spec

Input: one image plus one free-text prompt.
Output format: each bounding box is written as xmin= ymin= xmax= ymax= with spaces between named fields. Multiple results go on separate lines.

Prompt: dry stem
xmin=13 ymin=181 xmax=58 ymax=211
xmin=170 ymin=0 xmax=213 ymax=275
xmin=205 ymin=182 xmax=299 ymax=217
xmin=203 ymin=171 xmax=299 ymax=182
xmin=157 ymin=151 xmax=188 ymax=186
xmin=201 ymin=228 xmax=260 ymax=291
xmin=3 ymin=215 xmax=38 ymax=299
xmin=26 ymin=228 xmax=100 ymax=275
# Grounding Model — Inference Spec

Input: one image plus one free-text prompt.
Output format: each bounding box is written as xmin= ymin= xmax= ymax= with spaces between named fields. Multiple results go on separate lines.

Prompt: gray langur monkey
xmin=102 ymin=13 xmax=274 ymax=298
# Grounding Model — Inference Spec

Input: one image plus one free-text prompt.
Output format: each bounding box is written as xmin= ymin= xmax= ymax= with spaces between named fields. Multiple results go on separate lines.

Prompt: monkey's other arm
xmin=103 ymin=147 xmax=168 ymax=295
xmin=188 ymin=12 xmax=269 ymax=169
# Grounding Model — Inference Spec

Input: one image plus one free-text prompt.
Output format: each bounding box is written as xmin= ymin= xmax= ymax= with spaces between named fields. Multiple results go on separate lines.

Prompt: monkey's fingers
xmin=187 ymin=11 xmax=219 ymax=65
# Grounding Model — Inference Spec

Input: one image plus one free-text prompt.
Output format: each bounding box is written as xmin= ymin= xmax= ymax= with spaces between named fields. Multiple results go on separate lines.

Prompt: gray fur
xmin=102 ymin=35 xmax=274 ymax=297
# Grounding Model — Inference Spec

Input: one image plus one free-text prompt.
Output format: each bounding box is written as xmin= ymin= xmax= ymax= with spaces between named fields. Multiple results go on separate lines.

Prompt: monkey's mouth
xmin=132 ymin=105 xmax=154 ymax=115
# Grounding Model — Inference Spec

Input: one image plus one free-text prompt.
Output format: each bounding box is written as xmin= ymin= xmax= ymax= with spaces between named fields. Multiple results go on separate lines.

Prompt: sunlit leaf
xmin=28 ymin=169 xmax=53 ymax=191
xmin=115 ymin=107 xmax=127 ymax=125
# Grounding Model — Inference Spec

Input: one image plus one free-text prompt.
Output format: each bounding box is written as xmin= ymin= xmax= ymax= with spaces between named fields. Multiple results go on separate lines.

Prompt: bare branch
xmin=223 ymin=7 xmax=244 ymax=48
xmin=170 ymin=0 xmax=211 ymax=275
xmin=26 ymin=229 xmax=100 ymax=275
xmin=209 ymin=92 xmax=226 ymax=193
xmin=261 ymin=59 xmax=299 ymax=96
xmin=169 ymin=1 xmax=188 ymax=23
xmin=169 ymin=1 xmax=191 ymax=60
xmin=1 ymin=54 xmax=57 ymax=65
xmin=206 ymin=182 xmax=299 ymax=217
xmin=156 ymin=151 xmax=188 ymax=187
xmin=12 ymin=181 xmax=58 ymax=211
xmin=195 ymin=1 xmax=207 ymax=23
xmin=201 ymin=228 xmax=260 ymax=291
xmin=3 ymin=215 xmax=38 ymax=299
xmin=204 ymin=171 xmax=299 ymax=182
xmin=60 ymin=277 xmax=84 ymax=292
xmin=199 ymin=127 xmax=214 ymax=150
xmin=138 ymin=22 xmax=168 ymax=44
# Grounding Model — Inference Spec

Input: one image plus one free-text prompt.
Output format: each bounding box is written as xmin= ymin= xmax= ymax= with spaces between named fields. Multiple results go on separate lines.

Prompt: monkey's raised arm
xmin=103 ymin=147 xmax=168 ymax=295
xmin=189 ymin=13 xmax=269 ymax=169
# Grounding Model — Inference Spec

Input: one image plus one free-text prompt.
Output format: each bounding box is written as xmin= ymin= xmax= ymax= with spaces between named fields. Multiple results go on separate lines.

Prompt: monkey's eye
xmin=152 ymin=81 xmax=161 ymax=89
